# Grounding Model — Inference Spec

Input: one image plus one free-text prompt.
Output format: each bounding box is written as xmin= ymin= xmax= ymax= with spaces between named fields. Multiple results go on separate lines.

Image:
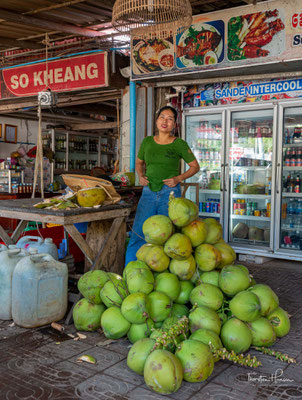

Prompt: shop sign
xmin=0 ymin=52 xmax=108 ymax=98
xmin=131 ymin=0 xmax=302 ymax=80
xmin=183 ymin=77 xmax=302 ymax=108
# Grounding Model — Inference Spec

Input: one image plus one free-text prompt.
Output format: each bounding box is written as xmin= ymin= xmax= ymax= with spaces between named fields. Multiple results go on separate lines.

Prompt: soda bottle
xmin=295 ymin=175 xmax=300 ymax=193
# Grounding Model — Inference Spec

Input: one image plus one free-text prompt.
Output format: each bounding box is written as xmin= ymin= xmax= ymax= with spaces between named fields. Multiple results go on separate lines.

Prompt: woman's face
xmin=156 ymin=109 xmax=176 ymax=134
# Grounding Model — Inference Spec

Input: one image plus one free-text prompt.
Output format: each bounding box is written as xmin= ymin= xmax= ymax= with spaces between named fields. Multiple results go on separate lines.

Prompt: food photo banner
xmin=131 ymin=0 xmax=302 ymax=79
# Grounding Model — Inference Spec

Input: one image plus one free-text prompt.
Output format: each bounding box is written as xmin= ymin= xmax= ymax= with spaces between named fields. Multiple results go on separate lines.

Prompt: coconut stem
xmin=152 ymin=316 xmax=189 ymax=351
xmin=210 ymin=346 xmax=262 ymax=368
xmin=253 ymin=347 xmax=297 ymax=364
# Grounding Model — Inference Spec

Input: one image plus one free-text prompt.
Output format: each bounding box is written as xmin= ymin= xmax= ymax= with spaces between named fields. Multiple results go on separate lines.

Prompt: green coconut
xmin=164 ymin=233 xmax=192 ymax=260
xmin=101 ymin=306 xmax=131 ymax=339
xmin=127 ymin=338 xmax=156 ymax=375
xmin=168 ymin=193 xmax=199 ymax=227
xmin=76 ymin=187 xmax=106 ymax=207
xmin=220 ymin=317 xmax=252 ymax=354
xmin=195 ymin=244 xmax=222 ymax=272
xmin=175 ymin=339 xmax=214 ymax=382
xmin=144 ymin=245 xmax=170 ymax=272
xmin=174 ymin=281 xmax=195 ymax=305
xmin=181 ymin=219 xmax=208 ymax=247
xmin=144 ymin=349 xmax=183 ymax=394
xmin=195 ymin=244 xmax=221 ymax=273
xmin=155 ymin=272 xmax=181 ymax=301
xmin=100 ymin=274 xmax=128 ymax=308
xmin=73 ymin=298 xmax=106 ymax=331
xmin=248 ymin=284 xmax=279 ymax=316
xmin=121 ymin=292 xmax=150 ymax=324
xmin=123 ymin=260 xmax=150 ymax=280
xmin=248 ymin=317 xmax=276 ymax=347
xmin=203 ymin=218 xmax=223 ymax=244
xmin=136 ymin=244 xmax=154 ymax=261
xmin=125 ymin=267 xmax=154 ymax=295
xmin=169 ymin=255 xmax=196 ymax=281
xmin=219 ymin=265 xmax=251 ymax=296
xmin=214 ymin=243 xmax=236 ymax=269
xmin=199 ymin=270 xmax=220 ymax=287
xmin=127 ymin=318 xmax=155 ymax=344
xmin=189 ymin=306 xmax=221 ymax=335
xmin=77 ymin=270 xmax=108 ymax=305
xmin=143 ymin=215 xmax=173 ymax=245
xmin=267 ymin=307 xmax=290 ymax=338
xmin=171 ymin=303 xmax=190 ymax=318
xmin=189 ymin=328 xmax=222 ymax=362
xmin=229 ymin=290 xmax=261 ymax=322
xmin=148 ymin=291 xmax=172 ymax=322
xmin=236 ymin=264 xmax=250 ymax=275
xmin=190 ymin=283 xmax=224 ymax=311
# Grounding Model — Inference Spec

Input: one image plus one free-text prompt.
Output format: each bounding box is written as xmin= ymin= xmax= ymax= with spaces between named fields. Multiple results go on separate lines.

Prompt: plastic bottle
xmin=12 ymin=254 xmax=68 ymax=328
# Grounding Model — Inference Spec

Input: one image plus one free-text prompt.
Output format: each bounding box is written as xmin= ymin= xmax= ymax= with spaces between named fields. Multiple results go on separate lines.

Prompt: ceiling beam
xmin=70 ymin=121 xmax=117 ymax=130
xmin=23 ymin=0 xmax=87 ymax=15
xmin=0 ymin=8 xmax=105 ymax=37
xmin=0 ymin=36 xmax=42 ymax=50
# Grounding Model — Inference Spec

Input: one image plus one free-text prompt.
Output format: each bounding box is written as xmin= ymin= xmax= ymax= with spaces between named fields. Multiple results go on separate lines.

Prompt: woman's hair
xmin=156 ymin=106 xmax=178 ymax=122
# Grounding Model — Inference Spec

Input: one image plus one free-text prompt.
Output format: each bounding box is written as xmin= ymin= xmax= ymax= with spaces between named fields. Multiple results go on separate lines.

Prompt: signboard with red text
xmin=0 ymin=52 xmax=108 ymax=99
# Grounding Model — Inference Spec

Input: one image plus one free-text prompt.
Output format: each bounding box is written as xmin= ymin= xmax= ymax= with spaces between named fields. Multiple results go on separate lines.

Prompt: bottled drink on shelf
xmin=297 ymin=148 xmax=302 ymax=167
xmin=295 ymin=175 xmax=301 ymax=193
xmin=284 ymin=128 xmax=291 ymax=144
xmin=291 ymin=148 xmax=297 ymax=167
xmin=284 ymin=149 xmax=291 ymax=167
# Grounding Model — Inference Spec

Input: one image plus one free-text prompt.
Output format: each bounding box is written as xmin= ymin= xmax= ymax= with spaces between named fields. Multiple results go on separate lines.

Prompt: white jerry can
xmin=12 ymin=253 xmax=68 ymax=328
xmin=0 ymin=249 xmax=29 ymax=320
xmin=16 ymin=236 xmax=58 ymax=260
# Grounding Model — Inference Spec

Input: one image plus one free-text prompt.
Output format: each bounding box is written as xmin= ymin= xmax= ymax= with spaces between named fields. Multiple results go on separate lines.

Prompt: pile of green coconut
xmin=73 ymin=193 xmax=291 ymax=395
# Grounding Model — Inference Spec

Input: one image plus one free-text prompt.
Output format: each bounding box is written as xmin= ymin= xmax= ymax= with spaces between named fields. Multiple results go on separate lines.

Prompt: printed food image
xmin=228 ymin=9 xmax=285 ymax=61
xmin=177 ymin=23 xmax=223 ymax=68
xmin=132 ymin=38 xmax=174 ymax=73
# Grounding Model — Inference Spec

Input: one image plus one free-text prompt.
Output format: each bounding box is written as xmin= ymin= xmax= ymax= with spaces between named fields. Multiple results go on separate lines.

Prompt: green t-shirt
xmin=137 ymin=136 xmax=196 ymax=192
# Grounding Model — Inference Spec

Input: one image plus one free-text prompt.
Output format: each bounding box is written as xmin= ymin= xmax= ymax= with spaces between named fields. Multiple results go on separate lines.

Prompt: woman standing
xmin=125 ymin=106 xmax=200 ymax=265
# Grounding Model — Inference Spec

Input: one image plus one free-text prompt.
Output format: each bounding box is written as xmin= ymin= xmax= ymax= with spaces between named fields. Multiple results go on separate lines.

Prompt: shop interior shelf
xmin=231 ymin=166 xmax=271 ymax=170
xmin=282 ymin=192 xmax=302 ymax=197
xmin=283 ymin=143 xmax=302 ymax=148
xmin=232 ymin=194 xmax=270 ymax=199
xmin=281 ymin=226 xmax=302 ymax=231
xmin=55 ymin=149 xmax=66 ymax=153
xmin=283 ymin=167 xmax=302 ymax=171
xmin=232 ymin=237 xmax=269 ymax=245
xmin=231 ymin=215 xmax=270 ymax=221
xmin=54 ymin=168 xmax=91 ymax=175
xmin=199 ymin=212 xmax=220 ymax=218
xmin=200 ymin=189 xmax=220 ymax=194
xmin=101 ymin=151 xmax=115 ymax=155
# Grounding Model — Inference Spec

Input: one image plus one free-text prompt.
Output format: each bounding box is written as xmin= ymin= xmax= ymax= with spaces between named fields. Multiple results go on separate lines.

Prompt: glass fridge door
xmin=184 ymin=111 xmax=225 ymax=223
xmin=277 ymin=105 xmax=302 ymax=253
xmin=227 ymin=107 xmax=275 ymax=250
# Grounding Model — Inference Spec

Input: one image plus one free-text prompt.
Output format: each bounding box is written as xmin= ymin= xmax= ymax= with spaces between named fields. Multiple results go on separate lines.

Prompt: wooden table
xmin=0 ymin=198 xmax=131 ymax=323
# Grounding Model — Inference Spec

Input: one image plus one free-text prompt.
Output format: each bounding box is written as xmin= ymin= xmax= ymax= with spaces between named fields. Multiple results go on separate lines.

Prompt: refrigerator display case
xmin=226 ymin=107 xmax=277 ymax=252
xmin=184 ymin=110 xmax=225 ymax=223
xmin=276 ymin=103 xmax=302 ymax=255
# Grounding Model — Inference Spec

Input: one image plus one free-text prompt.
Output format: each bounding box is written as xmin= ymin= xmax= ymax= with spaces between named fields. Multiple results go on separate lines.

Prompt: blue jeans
xmin=125 ymin=184 xmax=181 ymax=266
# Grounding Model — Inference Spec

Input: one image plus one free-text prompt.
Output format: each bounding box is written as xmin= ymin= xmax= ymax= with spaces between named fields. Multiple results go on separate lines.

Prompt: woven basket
xmin=61 ymin=174 xmax=121 ymax=205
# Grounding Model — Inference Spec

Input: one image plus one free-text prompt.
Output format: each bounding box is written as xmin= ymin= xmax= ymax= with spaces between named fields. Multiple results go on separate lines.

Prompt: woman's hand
xmin=139 ymin=175 xmax=149 ymax=186
xmin=163 ymin=176 xmax=180 ymax=187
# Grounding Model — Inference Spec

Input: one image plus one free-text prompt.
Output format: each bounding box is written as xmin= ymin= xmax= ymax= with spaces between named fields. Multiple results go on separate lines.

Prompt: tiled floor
xmin=1 ymin=261 xmax=302 ymax=400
